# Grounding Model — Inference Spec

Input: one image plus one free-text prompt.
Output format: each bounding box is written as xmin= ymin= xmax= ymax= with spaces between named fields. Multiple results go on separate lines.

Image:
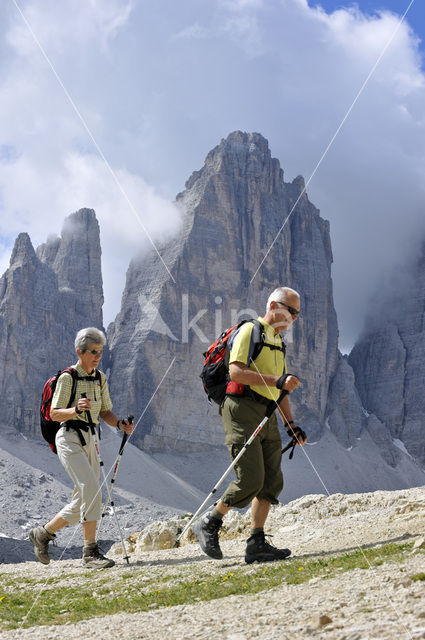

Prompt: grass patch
xmin=0 ymin=541 xmax=420 ymax=630
xmin=410 ymin=572 xmax=425 ymax=582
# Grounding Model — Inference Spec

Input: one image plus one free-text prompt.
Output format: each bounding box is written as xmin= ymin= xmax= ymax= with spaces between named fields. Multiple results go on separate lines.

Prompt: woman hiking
xmin=29 ymin=327 xmax=134 ymax=569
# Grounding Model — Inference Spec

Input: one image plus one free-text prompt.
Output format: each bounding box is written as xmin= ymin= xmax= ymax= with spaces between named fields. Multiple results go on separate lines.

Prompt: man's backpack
xmin=200 ymin=319 xmax=285 ymax=406
xmin=40 ymin=367 xmax=100 ymax=454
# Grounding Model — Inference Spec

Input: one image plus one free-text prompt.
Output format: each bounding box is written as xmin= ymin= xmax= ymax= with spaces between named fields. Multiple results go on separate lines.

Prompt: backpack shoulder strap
xmin=63 ymin=367 xmax=80 ymax=409
xmin=224 ymin=319 xmax=250 ymax=368
xmin=251 ymin=319 xmax=265 ymax=361
xmin=250 ymin=321 xmax=286 ymax=360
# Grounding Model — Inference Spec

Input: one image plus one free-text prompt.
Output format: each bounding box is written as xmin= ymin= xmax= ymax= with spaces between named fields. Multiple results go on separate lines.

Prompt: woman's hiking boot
xmin=193 ymin=513 xmax=223 ymax=559
xmin=82 ymin=542 xmax=115 ymax=569
xmin=245 ymin=531 xmax=291 ymax=564
xmin=29 ymin=526 xmax=56 ymax=565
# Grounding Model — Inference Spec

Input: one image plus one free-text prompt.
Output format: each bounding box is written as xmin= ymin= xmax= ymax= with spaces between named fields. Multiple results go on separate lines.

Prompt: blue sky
xmin=315 ymin=0 xmax=423 ymax=39
xmin=316 ymin=1 xmax=425 ymax=61
xmin=0 ymin=0 xmax=424 ymax=351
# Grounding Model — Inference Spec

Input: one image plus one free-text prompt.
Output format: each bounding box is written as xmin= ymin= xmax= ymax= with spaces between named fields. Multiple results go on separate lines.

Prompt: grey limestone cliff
xmin=349 ymin=240 xmax=425 ymax=464
xmin=326 ymin=356 xmax=365 ymax=448
xmin=0 ymin=209 xmax=104 ymax=438
xmin=108 ymin=132 xmax=340 ymax=450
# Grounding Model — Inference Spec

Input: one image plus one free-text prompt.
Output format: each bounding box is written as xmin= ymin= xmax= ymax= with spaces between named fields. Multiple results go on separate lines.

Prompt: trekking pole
xmin=96 ymin=415 xmax=133 ymax=542
xmin=81 ymin=393 xmax=130 ymax=564
xmin=173 ymin=389 xmax=288 ymax=548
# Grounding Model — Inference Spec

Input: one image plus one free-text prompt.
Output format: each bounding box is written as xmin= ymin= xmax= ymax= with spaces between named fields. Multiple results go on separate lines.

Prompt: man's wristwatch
xmin=116 ymin=420 xmax=121 ymax=430
xmin=75 ymin=407 xmax=83 ymax=415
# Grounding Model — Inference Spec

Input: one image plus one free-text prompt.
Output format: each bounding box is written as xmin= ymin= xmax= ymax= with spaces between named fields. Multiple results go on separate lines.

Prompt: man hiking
xmin=193 ymin=287 xmax=306 ymax=563
xmin=29 ymin=327 xmax=134 ymax=569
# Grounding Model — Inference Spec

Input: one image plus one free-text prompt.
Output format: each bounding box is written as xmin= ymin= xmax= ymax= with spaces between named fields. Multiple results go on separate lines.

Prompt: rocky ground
xmin=0 ymin=429 xmax=203 ymax=560
xmin=0 ymin=486 xmax=424 ymax=639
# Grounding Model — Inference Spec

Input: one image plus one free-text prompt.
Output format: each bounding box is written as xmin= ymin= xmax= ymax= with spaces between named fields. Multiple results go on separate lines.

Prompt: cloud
xmin=0 ymin=0 xmax=180 ymax=326
xmin=0 ymin=0 xmax=424 ymax=349
xmin=0 ymin=149 xmax=180 ymax=326
xmin=7 ymin=0 xmax=133 ymax=55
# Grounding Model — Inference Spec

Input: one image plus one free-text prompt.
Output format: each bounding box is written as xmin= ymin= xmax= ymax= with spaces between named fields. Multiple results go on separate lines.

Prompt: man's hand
xmin=276 ymin=374 xmax=300 ymax=392
xmin=288 ymin=425 xmax=307 ymax=445
xmin=118 ymin=418 xmax=134 ymax=435
xmin=283 ymin=375 xmax=300 ymax=393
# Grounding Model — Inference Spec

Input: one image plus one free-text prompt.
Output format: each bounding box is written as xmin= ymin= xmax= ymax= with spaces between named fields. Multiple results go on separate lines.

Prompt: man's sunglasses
xmin=86 ymin=349 xmax=103 ymax=356
xmin=275 ymin=301 xmax=300 ymax=317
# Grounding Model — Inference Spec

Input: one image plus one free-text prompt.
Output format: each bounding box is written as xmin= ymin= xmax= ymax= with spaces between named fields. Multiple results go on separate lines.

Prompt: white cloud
xmin=0 ymin=0 xmax=180 ymax=326
xmin=0 ymin=149 xmax=180 ymax=325
xmin=7 ymin=0 xmax=133 ymax=56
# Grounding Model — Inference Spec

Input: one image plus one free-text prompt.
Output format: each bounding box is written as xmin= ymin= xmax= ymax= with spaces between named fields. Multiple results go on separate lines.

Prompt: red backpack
xmin=200 ymin=319 xmax=267 ymax=405
xmin=40 ymin=367 xmax=100 ymax=453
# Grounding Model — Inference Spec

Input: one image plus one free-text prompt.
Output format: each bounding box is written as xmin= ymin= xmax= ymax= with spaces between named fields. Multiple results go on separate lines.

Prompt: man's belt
xmin=243 ymin=387 xmax=272 ymax=406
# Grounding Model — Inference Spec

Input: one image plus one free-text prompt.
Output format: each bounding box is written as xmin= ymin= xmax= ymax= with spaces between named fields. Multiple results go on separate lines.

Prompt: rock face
xmin=349 ymin=241 xmax=425 ymax=464
xmin=108 ymin=131 xmax=340 ymax=450
xmin=36 ymin=211 xmax=104 ymax=330
xmin=326 ymin=356 xmax=365 ymax=448
xmin=0 ymin=209 xmax=104 ymax=438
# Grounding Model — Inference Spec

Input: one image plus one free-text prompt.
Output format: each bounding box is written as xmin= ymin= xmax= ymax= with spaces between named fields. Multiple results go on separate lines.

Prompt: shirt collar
xmin=257 ymin=316 xmax=284 ymax=343
xmin=74 ymin=362 xmax=97 ymax=377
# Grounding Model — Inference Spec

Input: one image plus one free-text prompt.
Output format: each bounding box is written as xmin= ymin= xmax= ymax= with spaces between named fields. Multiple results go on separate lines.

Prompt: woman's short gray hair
xmin=75 ymin=327 xmax=106 ymax=352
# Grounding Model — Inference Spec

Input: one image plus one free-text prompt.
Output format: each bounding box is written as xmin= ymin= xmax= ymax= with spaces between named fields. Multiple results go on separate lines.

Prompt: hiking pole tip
xmin=173 ymin=527 xmax=183 ymax=548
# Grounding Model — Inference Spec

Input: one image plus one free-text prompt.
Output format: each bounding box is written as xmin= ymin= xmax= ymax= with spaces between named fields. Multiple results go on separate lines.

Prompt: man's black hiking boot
xmin=192 ymin=514 xmax=223 ymax=559
xmin=245 ymin=531 xmax=291 ymax=564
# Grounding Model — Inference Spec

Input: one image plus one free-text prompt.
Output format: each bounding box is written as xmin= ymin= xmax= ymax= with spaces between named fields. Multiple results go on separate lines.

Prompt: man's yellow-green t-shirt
xmin=228 ymin=316 xmax=286 ymax=401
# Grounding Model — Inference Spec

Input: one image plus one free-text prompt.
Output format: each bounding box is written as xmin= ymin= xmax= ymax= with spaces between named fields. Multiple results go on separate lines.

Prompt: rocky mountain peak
xmin=184 ymin=131 xmax=282 ymax=198
xmin=9 ymin=232 xmax=37 ymax=267
xmin=108 ymin=132 xmax=339 ymax=449
xmin=37 ymin=208 xmax=103 ymax=328
xmin=0 ymin=210 xmax=105 ymax=439
xmin=205 ymin=131 xmax=274 ymax=169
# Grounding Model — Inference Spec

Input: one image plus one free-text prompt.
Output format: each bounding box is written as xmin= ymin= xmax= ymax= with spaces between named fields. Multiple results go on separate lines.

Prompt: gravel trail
xmin=1 ymin=486 xmax=424 ymax=639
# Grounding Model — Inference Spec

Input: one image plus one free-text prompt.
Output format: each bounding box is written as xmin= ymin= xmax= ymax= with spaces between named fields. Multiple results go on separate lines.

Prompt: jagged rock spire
xmin=9 ymin=232 xmax=37 ymax=266
xmin=0 ymin=209 xmax=105 ymax=439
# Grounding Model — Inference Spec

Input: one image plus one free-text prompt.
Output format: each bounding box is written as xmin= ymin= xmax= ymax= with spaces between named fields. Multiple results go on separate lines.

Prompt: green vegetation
xmin=0 ymin=541 xmax=422 ymax=630
xmin=410 ymin=572 xmax=425 ymax=582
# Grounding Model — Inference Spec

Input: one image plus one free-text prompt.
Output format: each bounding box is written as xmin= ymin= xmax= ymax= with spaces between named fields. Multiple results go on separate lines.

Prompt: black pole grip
xmin=265 ymin=389 xmax=288 ymax=418
xmin=80 ymin=392 xmax=95 ymax=432
xmin=118 ymin=415 xmax=133 ymax=455
xmin=119 ymin=432 xmax=128 ymax=455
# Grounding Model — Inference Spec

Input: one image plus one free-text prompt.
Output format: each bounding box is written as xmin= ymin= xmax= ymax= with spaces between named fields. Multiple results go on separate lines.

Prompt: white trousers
xmin=56 ymin=426 xmax=102 ymax=525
